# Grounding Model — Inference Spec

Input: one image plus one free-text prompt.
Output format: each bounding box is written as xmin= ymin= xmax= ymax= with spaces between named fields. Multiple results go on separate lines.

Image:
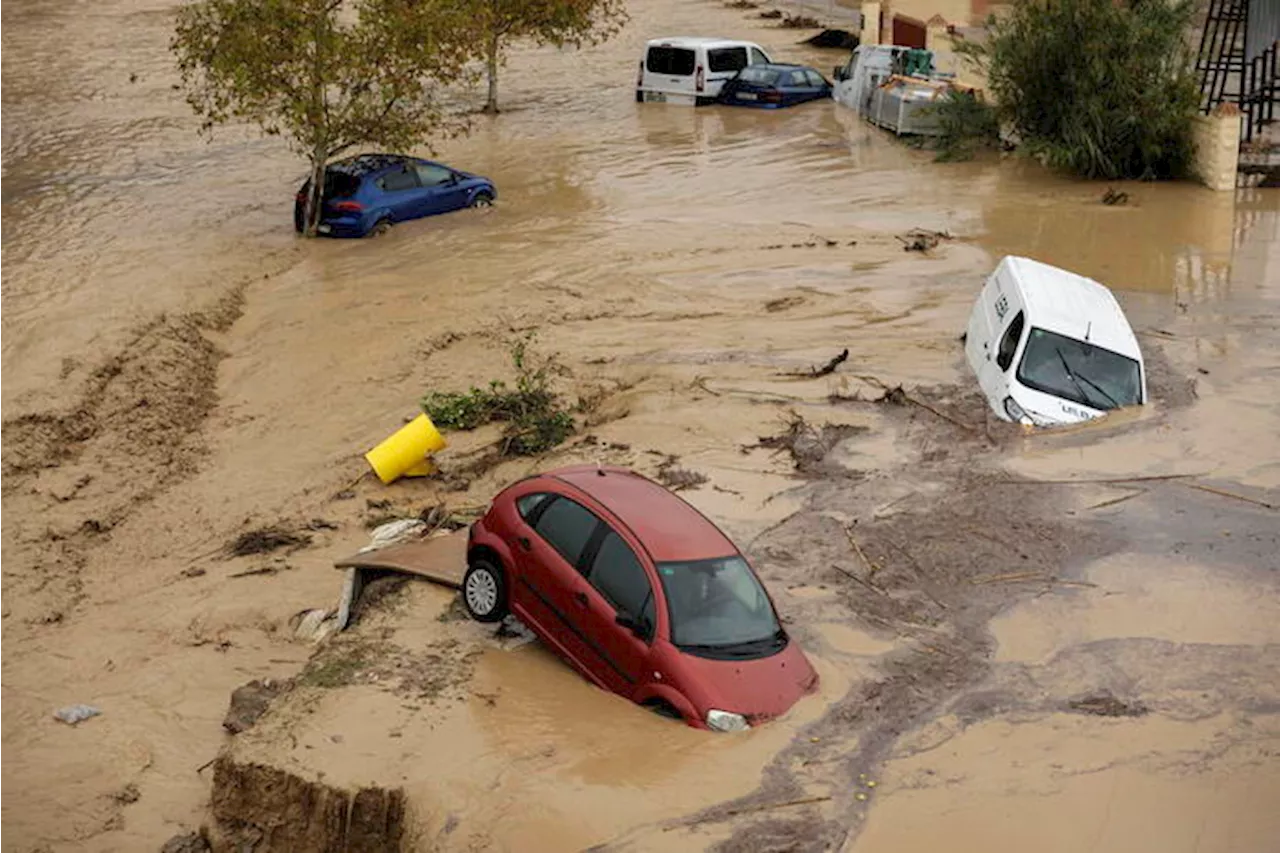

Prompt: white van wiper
xmin=1056 ymin=348 xmax=1119 ymax=410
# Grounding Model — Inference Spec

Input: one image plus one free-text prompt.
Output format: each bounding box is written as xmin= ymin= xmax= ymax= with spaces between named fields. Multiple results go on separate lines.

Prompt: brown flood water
xmin=4 ymin=0 xmax=1280 ymax=850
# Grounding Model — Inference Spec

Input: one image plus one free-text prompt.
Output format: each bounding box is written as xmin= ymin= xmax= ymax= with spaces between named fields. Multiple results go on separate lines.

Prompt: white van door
xmin=642 ymin=44 xmax=698 ymax=102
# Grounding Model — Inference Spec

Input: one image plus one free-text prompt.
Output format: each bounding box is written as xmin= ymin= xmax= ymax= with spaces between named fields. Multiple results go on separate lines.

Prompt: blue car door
xmin=782 ymin=69 xmax=814 ymax=106
xmin=413 ymin=161 xmax=469 ymax=215
xmin=375 ymin=164 xmax=424 ymax=221
xmin=803 ymin=69 xmax=832 ymax=102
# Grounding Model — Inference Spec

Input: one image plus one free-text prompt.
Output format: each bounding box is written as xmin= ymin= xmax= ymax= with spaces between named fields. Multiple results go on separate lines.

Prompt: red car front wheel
xmin=462 ymin=559 xmax=509 ymax=623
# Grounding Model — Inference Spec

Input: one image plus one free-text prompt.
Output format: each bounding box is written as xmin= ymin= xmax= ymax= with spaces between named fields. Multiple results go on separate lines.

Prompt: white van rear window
xmin=708 ymin=47 xmax=749 ymax=73
xmin=647 ymin=46 xmax=696 ymax=76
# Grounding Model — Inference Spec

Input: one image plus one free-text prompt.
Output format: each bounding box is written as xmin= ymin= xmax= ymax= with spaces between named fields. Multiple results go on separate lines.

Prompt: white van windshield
xmin=1016 ymin=327 xmax=1142 ymax=410
xmin=647 ymin=46 xmax=696 ymax=76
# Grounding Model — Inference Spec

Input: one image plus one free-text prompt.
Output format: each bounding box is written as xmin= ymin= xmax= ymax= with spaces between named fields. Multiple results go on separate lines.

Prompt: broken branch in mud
xmin=228 ymin=566 xmax=278 ymax=579
xmin=780 ymin=348 xmax=849 ymax=379
xmin=691 ymin=377 xmax=812 ymax=404
xmin=832 ymin=562 xmax=887 ymax=597
xmin=655 ymin=455 xmax=709 ymax=492
xmin=842 ymin=373 xmax=978 ymax=433
xmin=745 ymin=412 xmax=867 ymax=474
xmin=896 ymin=229 xmax=953 ymax=252
xmin=970 ymin=570 xmax=1047 ymax=585
xmin=224 ymin=524 xmax=312 ymax=558
xmin=668 ymin=794 xmax=833 ymax=830
xmin=998 ymin=472 xmax=1205 ymax=486
xmin=1176 ymin=481 xmax=1278 ymax=511
xmin=1085 ymin=488 xmax=1147 ymax=511
xmin=842 ymin=523 xmax=878 ymax=577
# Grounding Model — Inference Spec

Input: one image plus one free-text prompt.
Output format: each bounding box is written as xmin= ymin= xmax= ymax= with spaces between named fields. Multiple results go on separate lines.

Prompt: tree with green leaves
xmin=462 ymin=0 xmax=628 ymax=114
xmin=172 ymin=0 xmax=479 ymax=236
xmin=956 ymin=0 xmax=1200 ymax=180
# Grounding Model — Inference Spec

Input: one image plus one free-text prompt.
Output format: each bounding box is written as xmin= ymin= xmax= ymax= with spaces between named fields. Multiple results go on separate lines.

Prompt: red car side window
xmin=516 ymin=492 xmax=552 ymax=522
xmin=531 ymin=496 xmax=600 ymax=570
xmin=587 ymin=530 xmax=654 ymax=629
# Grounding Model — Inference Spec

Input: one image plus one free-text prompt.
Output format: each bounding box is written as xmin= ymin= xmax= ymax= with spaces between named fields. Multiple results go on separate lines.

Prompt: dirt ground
xmin=4 ymin=0 xmax=1280 ymax=850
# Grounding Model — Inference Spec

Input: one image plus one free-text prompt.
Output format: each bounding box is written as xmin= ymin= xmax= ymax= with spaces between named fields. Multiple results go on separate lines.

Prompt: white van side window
xmin=750 ymin=47 xmax=771 ymax=65
xmin=708 ymin=47 xmax=749 ymax=73
xmin=996 ymin=310 xmax=1025 ymax=371
xmin=648 ymin=46 xmax=696 ymax=76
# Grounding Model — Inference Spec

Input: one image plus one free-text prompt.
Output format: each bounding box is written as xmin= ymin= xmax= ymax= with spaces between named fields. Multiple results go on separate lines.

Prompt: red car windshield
xmin=656 ymin=556 xmax=783 ymax=655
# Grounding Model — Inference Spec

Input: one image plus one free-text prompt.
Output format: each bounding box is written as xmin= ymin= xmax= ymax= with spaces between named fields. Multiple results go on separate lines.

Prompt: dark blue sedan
xmin=293 ymin=154 xmax=497 ymax=237
xmin=718 ymin=63 xmax=833 ymax=109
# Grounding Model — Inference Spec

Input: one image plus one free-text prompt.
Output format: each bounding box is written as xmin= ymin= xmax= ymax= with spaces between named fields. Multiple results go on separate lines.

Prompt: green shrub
xmin=958 ymin=0 xmax=1200 ymax=180
xmin=914 ymin=88 xmax=1002 ymax=161
xmin=422 ymin=334 xmax=575 ymax=456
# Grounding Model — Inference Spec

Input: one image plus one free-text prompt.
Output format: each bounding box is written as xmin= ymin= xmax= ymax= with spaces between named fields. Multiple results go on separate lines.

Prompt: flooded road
xmin=3 ymin=0 xmax=1279 ymax=850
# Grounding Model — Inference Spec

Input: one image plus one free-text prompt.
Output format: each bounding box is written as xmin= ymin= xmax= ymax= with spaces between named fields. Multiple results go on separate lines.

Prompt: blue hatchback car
xmin=293 ymin=154 xmax=497 ymax=237
xmin=718 ymin=63 xmax=833 ymax=108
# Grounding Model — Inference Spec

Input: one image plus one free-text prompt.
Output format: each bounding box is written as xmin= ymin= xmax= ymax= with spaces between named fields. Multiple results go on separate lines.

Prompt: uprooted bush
xmin=956 ymin=0 xmax=1200 ymax=180
xmin=422 ymin=334 xmax=575 ymax=456
xmin=912 ymin=88 xmax=1002 ymax=162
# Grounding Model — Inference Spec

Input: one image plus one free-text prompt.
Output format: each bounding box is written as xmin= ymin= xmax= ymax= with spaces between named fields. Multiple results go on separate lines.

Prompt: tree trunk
xmin=484 ymin=31 xmax=500 ymax=114
xmin=305 ymin=145 xmax=327 ymax=237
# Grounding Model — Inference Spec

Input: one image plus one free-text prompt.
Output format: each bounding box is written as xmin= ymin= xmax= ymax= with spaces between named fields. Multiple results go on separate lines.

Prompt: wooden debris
xmin=1177 ymin=481 xmax=1278 ymax=510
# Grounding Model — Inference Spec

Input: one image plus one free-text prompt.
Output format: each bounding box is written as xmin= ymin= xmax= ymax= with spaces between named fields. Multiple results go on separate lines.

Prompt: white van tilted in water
xmin=637 ymin=38 xmax=774 ymax=105
xmin=964 ymin=256 xmax=1147 ymax=427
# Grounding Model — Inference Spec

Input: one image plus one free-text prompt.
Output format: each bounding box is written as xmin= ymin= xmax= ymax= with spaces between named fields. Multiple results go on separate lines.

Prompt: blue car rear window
xmin=737 ymin=67 xmax=781 ymax=85
xmin=323 ymin=172 xmax=361 ymax=199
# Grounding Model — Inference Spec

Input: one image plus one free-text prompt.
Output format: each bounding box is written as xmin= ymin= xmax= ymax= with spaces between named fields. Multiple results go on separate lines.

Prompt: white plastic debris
xmin=292 ymin=608 xmax=339 ymax=643
xmin=493 ymin=615 xmax=538 ymax=651
xmin=53 ymin=704 xmax=101 ymax=725
xmin=360 ymin=518 xmax=427 ymax=553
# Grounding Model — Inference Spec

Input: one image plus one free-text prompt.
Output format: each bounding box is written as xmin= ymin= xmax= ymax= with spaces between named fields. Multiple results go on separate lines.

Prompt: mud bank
xmin=209 ymin=757 xmax=406 ymax=852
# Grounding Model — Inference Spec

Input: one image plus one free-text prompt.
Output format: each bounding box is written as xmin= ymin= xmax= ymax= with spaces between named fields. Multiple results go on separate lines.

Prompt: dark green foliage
xmin=171 ymin=0 xmax=478 ymax=235
xmin=957 ymin=0 xmax=1200 ymax=180
xmin=422 ymin=334 xmax=575 ymax=456
xmin=914 ymin=89 xmax=1002 ymax=161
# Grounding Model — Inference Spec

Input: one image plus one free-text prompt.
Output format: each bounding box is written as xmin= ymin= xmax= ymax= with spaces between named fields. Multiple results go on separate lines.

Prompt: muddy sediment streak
xmin=210 ymin=757 xmax=406 ymax=852
xmin=0 ymin=284 xmax=248 ymax=622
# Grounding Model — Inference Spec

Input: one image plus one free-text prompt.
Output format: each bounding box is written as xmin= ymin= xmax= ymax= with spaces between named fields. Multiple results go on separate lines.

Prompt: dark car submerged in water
xmin=294 ymin=154 xmax=496 ymax=238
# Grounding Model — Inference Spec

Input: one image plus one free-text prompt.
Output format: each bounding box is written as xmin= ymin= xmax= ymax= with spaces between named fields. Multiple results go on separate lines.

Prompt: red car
xmin=464 ymin=465 xmax=819 ymax=731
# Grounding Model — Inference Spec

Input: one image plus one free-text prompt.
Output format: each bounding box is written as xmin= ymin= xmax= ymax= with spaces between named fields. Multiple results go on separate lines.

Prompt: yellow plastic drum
xmin=365 ymin=413 xmax=447 ymax=485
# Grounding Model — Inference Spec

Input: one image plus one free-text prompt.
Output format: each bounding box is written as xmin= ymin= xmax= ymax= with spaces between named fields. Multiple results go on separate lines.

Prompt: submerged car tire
xmin=470 ymin=191 xmax=494 ymax=208
xmin=369 ymin=218 xmax=392 ymax=237
xmin=462 ymin=559 xmax=508 ymax=623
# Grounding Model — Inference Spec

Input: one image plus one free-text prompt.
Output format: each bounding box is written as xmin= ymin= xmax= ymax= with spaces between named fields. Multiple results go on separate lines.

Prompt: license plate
xmin=643 ymin=91 xmax=667 ymax=103
xmin=736 ymin=92 xmax=758 ymax=101
xmin=318 ymin=224 xmax=332 ymax=233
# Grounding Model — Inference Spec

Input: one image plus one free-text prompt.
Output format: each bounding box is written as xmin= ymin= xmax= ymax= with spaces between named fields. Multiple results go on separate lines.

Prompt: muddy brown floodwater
xmin=4 ymin=0 xmax=1280 ymax=850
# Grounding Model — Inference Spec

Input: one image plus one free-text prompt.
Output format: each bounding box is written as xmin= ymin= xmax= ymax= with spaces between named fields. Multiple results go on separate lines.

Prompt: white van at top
xmin=637 ymin=38 xmax=774 ymax=105
xmin=965 ymin=256 xmax=1147 ymax=427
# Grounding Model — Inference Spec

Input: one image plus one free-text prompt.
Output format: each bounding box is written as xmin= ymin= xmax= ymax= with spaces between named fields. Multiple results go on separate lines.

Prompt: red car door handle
xmin=518 ymin=537 xmax=531 ymax=550
xmin=573 ymin=591 xmax=589 ymax=607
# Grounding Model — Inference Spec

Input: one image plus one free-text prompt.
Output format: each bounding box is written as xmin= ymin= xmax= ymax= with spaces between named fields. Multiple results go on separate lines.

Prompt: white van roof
xmin=999 ymin=256 xmax=1142 ymax=361
xmin=646 ymin=37 xmax=760 ymax=49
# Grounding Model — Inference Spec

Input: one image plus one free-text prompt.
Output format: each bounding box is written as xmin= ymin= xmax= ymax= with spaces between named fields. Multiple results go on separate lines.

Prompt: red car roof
xmin=545 ymin=465 xmax=738 ymax=563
